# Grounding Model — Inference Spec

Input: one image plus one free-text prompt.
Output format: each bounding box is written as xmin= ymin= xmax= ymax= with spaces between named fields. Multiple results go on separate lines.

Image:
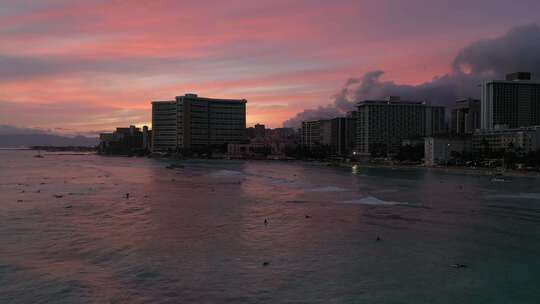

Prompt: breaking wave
xmin=338 ymin=196 xmax=407 ymax=206
xmin=485 ymin=193 xmax=540 ymax=200
xmin=209 ymin=170 xmax=244 ymax=178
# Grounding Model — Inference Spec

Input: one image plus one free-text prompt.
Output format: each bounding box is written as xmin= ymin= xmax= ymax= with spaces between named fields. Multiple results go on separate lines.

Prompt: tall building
xmin=301 ymin=115 xmax=356 ymax=156
xmin=322 ymin=116 xmax=357 ymax=156
xmin=152 ymin=94 xmax=247 ymax=152
xmin=301 ymin=120 xmax=321 ymax=148
xmin=151 ymin=100 xmax=177 ymax=152
xmin=450 ymin=98 xmax=480 ymax=135
xmin=355 ymin=97 xmax=445 ymax=155
xmin=425 ymin=105 xmax=446 ymax=136
xmin=99 ymin=125 xmax=147 ymax=154
xmin=480 ymin=72 xmax=540 ymax=130
xmin=424 ymin=137 xmax=471 ymax=166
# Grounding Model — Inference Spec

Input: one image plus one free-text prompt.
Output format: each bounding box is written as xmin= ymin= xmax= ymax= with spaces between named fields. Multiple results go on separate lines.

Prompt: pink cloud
xmin=1 ymin=1 xmax=540 ymax=131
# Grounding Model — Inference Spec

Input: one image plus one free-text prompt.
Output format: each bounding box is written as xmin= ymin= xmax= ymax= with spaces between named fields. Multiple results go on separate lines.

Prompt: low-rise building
xmin=472 ymin=126 xmax=540 ymax=153
xmin=229 ymin=126 xmax=299 ymax=159
xmin=227 ymin=142 xmax=269 ymax=159
xmin=301 ymin=115 xmax=356 ymax=156
xmin=424 ymin=137 xmax=471 ymax=166
xmin=269 ymin=128 xmax=297 ymax=141
xmin=99 ymin=125 xmax=149 ymax=154
xmin=402 ymin=138 xmax=424 ymax=147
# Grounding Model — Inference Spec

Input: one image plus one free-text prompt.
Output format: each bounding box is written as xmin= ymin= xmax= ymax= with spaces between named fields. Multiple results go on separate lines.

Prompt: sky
xmin=1 ymin=0 xmax=540 ymax=136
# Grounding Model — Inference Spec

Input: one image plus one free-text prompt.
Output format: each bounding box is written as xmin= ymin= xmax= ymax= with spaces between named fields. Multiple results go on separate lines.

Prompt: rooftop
xmin=151 ymin=100 xmax=175 ymax=104
xmin=483 ymin=72 xmax=539 ymax=85
xmin=176 ymin=93 xmax=247 ymax=103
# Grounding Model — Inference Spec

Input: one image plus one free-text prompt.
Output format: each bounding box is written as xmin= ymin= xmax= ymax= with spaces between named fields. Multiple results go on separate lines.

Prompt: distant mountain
xmin=0 ymin=134 xmax=98 ymax=148
xmin=0 ymin=125 xmax=98 ymax=147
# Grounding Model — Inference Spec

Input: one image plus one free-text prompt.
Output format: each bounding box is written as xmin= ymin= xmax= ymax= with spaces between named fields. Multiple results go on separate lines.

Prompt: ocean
xmin=1 ymin=150 xmax=539 ymax=303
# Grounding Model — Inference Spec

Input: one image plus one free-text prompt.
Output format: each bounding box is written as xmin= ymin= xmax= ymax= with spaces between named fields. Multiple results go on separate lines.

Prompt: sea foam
xmin=209 ymin=170 xmax=244 ymax=178
xmin=339 ymin=196 xmax=406 ymax=206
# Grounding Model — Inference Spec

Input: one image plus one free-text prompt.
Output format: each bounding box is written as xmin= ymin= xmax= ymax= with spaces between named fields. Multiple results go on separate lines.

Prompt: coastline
xmin=346 ymin=162 xmax=540 ymax=178
xmin=31 ymin=149 xmax=536 ymax=179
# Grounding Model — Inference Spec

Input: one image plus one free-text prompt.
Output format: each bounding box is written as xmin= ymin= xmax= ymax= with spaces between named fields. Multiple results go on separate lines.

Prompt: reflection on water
xmin=1 ymin=151 xmax=540 ymax=303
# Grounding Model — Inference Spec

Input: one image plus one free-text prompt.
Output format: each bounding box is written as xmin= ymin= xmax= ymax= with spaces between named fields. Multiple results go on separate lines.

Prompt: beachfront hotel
xmin=472 ymin=126 xmax=540 ymax=154
xmin=152 ymin=94 xmax=247 ymax=152
xmin=355 ymin=96 xmax=446 ymax=156
xmin=480 ymin=72 xmax=540 ymax=130
xmin=301 ymin=115 xmax=357 ymax=156
xmin=151 ymin=100 xmax=178 ymax=152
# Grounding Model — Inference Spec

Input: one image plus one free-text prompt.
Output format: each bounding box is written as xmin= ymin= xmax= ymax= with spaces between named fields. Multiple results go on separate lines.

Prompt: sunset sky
xmin=1 ymin=0 xmax=540 ymax=135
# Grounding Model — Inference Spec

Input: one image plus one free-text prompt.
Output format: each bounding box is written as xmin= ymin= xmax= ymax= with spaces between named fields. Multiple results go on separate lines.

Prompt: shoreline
xmin=161 ymin=156 xmax=540 ymax=178
xmin=346 ymin=162 xmax=540 ymax=178
xmin=14 ymin=148 xmax=539 ymax=178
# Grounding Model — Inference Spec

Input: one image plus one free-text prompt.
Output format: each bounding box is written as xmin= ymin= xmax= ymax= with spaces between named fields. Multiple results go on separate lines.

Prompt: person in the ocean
xmin=264 ymin=218 xmax=268 ymax=226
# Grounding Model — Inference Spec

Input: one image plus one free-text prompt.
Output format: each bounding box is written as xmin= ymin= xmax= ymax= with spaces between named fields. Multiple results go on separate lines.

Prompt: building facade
xmin=301 ymin=120 xmax=322 ymax=149
xmin=152 ymin=94 xmax=247 ymax=152
xmin=450 ymin=98 xmax=481 ymax=135
xmin=254 ymin=123 xmax=266 ymax=138
xmin=324 ymin=116 xmax=356 ymax=156
xmin=99 ymin=125 xmax=148 ymax=154
xmin=151 ymin=100 xmax=177 ymax=152
xmin=355 ymin=97 xmax=446 ymax=155
xmin=472 ymin=126 xmax=540 ymax=154
xmin=142 ymin=126 xmax=152 ymax=151
xmin=424 ymin=137 xmax=471 ymax=166
xmin=269 ymin=128 xmax=297 ymax=141
xmin=301 ymin=116 xmax=356 ymax=156
xmin=480 ymin=72 xmax=540 ymax=130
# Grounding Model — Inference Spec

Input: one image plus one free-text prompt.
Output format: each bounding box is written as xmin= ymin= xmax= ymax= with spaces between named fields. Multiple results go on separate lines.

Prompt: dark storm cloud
xmin=452 ymin=24 xmax=540 ymax=75
xmin=284 ymin=24 xmax=540 ymax=128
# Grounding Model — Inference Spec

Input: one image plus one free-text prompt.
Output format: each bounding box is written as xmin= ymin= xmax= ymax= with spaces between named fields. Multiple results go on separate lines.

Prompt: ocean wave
xmin=306 ymin=186 xmax=349 ymax=192
xmin=209 ymin=170 xmax=244 ymax=178
xmin=485 ymin=193 xmax=540 ymax=200
xmin=338 ymin=196 xmax=407 ymax=206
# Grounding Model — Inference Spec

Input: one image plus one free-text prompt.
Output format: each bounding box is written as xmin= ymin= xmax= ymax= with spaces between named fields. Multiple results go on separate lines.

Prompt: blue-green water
xmin=1 ymin=151 xmax=539 ymax=303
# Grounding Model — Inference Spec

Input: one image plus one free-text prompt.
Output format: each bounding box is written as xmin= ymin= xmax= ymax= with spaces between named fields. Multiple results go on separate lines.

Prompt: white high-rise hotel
xmin=152 ymin=94 xmax=247 ymax=152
